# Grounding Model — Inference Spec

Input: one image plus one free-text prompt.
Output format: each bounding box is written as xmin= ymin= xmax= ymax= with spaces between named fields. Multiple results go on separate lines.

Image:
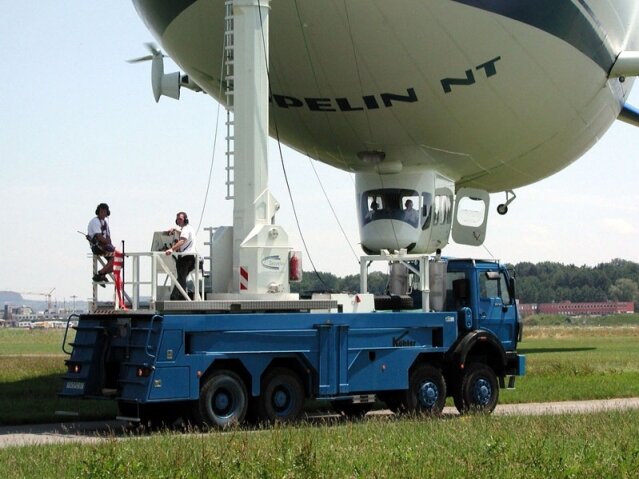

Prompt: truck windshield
xmin=479 ymin=271 xmax=512 ymax=305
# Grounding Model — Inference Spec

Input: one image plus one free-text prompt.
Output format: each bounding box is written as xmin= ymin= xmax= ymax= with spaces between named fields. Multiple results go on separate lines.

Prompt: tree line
xmin=291 ymin=258 xmax=639 ymax=308
xmin=510 ymin=258 xmax=639 ymax=307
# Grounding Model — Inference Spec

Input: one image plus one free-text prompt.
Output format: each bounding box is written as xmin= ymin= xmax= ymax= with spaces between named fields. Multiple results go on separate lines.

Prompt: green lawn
xmin=505 ymin=326 xmax=639 ymax=402
xmin=0 ymin=329 xmax=116 ymax=425
xmin=1 ymin=412 xmax=638 ymax=478
xmin=0 ymin=328 xmax=70 ymax=355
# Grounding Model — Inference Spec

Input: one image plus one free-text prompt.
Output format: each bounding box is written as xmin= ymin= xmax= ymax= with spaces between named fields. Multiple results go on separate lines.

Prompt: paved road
xmin=2 ymin=397 xmax=639 ymax=449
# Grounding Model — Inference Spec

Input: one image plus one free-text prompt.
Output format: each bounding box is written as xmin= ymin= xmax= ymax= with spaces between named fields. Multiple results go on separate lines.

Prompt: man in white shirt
xmin=403 ymin=199 xmax=419 ymax=227
xmin=165 ymin=211 xmax=197 ymax=300
xmin=87 ymin=203 xmax=115 ymax=284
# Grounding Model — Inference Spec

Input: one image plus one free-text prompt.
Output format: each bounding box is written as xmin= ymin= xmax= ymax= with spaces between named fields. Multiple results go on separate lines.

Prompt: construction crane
xmin=19 ymin=288 xmax=56 ymax=312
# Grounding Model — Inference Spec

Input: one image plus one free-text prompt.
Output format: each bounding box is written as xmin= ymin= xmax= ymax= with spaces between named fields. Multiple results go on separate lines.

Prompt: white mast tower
xmin=210 ymin=0 xmax=296 ymax=298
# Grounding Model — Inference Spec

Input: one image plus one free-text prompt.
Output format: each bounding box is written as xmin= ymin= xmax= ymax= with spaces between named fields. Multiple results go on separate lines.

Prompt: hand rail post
xmin=145 ymin=314 xmax=162 ymax=359
xmin=62 ymin=313 xmax=81 ymax=355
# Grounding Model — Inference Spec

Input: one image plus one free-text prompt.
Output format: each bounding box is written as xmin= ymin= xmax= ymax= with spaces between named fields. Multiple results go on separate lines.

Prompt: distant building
xmin=10 ymin=306 xmax=38 ymax=321
xmin=2 ymin=305 xmax=40 ymax=327
xmin=518 ymin=301 xmax=635 ymax=317
xmin=517 ymin=302 xmax=538 ymax=317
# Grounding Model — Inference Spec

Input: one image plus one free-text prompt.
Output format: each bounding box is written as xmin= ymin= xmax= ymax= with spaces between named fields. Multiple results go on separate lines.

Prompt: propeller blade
xmin=127 ymin=42 xmax=166 ymax=64
xmin=145 ymin=42 xmax=164 ymax=58
xmin=128 ymin=42 xmax=179 ymax=103
xmin=127 ymin=55 xmax=154 ymax=64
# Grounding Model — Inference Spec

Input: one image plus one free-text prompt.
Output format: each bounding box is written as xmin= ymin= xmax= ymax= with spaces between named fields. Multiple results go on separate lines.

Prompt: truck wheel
xmin=331 ymin=400 xmax=373 ymax=419
xmin=258 ymin=368 xmax=304 ymax=423
xmin=402 ymin=365 xmax=446 ymax=415
xmin=456 ymin=363 xmax=499 ymax=414
xmin=194 ymin=370 xmax=248 ymax=428
xmin=379 ymin=391 xmax=404 ymax=413
xmin=118 ymin=401 xmax=182 ymax=429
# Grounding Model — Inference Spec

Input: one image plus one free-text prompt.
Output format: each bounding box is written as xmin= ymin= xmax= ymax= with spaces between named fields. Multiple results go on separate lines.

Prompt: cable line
xmin=196 ymin=32 xmax=228 ymax=234
xmin=307 ymin=157 xmax=360 ymax=264
xmin=256 ymin=0 xmax=329 ymax=289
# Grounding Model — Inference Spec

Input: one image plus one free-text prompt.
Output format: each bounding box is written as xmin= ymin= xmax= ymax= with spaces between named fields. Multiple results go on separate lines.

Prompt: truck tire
xmin=258 ymin=368 xmax=305 ymax=423
xmin=193 ymin=370 xmax=248 ymax=428
xmin=118 ymin=401 xmax=183 ymax=429
xmin=454 ymin=363 xmax=499 ymax=414
xmin=402 ymin=364 xmax=447 ymax=415
xmin=379 ymin=391 xmax=404 ymax=413
xmin=331 ymin=400 xmax=373 ymax=419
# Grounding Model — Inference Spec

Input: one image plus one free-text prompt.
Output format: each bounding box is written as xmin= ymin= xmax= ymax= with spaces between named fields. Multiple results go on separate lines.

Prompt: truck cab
xmin=446 ymin=259 xmax=521 ymax=350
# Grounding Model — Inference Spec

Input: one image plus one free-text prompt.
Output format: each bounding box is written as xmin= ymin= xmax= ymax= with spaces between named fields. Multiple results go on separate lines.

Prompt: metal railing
xmin=359 ymin=252 xmax=431 ymax=312
xmin=91 ymin=252 xmax=203 ymax=312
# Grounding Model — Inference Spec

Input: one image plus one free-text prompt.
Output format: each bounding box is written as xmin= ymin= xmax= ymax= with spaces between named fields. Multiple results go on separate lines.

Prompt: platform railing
xmin=359 ymin=251 xmax=431 ymax=312
xmin=91 ymin=251 xmax=202 ymax=312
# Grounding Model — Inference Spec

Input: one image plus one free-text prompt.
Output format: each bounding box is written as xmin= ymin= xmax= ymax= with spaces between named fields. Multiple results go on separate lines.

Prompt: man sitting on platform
xmin=87 ymin=202 xmax=115 ymax=285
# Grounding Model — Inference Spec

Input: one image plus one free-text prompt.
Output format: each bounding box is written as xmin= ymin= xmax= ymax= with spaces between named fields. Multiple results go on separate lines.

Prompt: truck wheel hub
xmin=214 ymin=390 xmax=231 ymax=413
xmin=472 ymin=379 xmax=492 ymax=405
xmin=273 ymin=388 xmax=290 ymax=410
xmin=418 ymin=381 xmax=439 ymax=407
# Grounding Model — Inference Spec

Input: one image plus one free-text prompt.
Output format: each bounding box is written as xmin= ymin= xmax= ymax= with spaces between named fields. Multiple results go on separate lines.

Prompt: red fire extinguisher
xmin=289 ymin=251 xmax=303 ymax=282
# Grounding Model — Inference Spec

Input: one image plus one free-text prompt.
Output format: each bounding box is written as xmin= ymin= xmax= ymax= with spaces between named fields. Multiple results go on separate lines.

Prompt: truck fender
xmin=445 ymin=329 xmax=507 ymax=374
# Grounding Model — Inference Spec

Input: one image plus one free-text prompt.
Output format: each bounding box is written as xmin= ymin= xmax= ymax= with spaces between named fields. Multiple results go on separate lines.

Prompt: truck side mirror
xmin=485 ymin=271 xmax=500 ymax=280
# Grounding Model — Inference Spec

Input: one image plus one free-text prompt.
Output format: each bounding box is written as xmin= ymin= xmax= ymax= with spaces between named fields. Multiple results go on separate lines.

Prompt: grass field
xmin=0 ymin=328 xmax=116 ymax=424
xmin=1 ymin=318 xmax=638 ymax=477
xmin=0 ymin=411 xmax=638 ymax=478
xmin=509 ymin=325 xmax=639 ymax=402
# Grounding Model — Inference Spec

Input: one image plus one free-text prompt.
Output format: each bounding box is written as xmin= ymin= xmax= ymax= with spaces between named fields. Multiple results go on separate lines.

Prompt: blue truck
xmin=60 ymin=257 xmax=525 ymax=427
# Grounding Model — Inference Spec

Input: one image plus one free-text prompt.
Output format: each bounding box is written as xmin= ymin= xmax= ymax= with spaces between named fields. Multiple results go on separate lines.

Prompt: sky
xmin=1 ymin=3 xmax=638 ymax=306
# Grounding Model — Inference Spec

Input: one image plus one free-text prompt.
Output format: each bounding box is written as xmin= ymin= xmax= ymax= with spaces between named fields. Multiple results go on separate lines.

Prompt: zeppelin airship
xmin=131 ymin=0 xmax=639 ymax=256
